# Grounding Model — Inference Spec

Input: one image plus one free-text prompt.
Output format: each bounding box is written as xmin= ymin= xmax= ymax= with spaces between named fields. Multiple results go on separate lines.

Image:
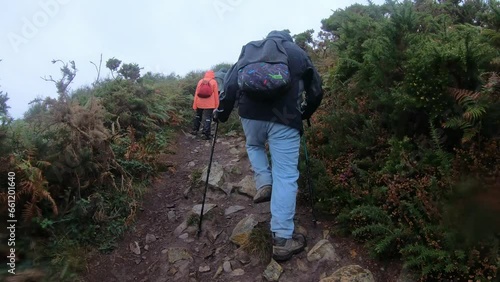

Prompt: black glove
xmin=213 ymin=109 xmax=223 ymax=122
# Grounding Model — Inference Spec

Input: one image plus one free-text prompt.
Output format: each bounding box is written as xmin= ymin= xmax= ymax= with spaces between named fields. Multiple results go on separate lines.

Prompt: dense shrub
xmin=0 ymin=59 xmax=200 ymax=280
xmin=303 ymin=1 xmax=500 ymax=280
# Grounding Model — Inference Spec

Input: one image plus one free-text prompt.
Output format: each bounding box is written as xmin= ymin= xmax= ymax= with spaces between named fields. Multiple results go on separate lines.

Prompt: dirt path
xmin=83 ymin=129 xmax=404 ymax=282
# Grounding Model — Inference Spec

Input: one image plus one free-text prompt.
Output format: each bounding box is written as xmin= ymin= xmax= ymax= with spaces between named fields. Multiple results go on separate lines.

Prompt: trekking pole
xmin=197 ymin=119 xmax=219 ymax=237
xmin=302 ymin=119 xmax=317 ymax=225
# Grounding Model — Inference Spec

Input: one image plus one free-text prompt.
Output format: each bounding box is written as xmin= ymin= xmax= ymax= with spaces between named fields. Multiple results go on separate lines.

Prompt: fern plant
xmin=17 ymin=158 xmax=58 ymax=221
xmin=429 ymin=119 xmax=452 ymax=175
xmin=401 ymin=243 xmax=469 ymax=280
xmin=344 ymin=204 xmax=406 ymax=258
xmin=443 ymin=87 xmax=487 ymax=143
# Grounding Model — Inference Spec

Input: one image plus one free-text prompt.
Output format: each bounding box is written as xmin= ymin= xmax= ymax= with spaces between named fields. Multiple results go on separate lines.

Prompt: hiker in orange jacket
xmin=191 ymin=70 xmax=219 ymax=140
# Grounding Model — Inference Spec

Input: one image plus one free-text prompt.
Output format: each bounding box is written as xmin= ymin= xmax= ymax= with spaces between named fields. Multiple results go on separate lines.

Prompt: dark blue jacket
xmin=218 ymin=30 xmax=323 ymax=134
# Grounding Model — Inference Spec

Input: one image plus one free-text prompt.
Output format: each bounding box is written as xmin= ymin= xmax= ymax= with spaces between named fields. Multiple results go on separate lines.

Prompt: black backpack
xmin=236 ymin=38 xmax=291 ymax=101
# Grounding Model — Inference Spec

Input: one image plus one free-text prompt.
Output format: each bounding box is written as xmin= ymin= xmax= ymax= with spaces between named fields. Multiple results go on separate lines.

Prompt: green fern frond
xmin=462 ymin=127 xmax=480 ymax=143
xmin=442 ymin=117 xmax=470 ymax=130
xmin=429 ymin=120 xmax=445 ymax=150
xmin=372 ymin=229 xmax=402 ymax=255
xmin=148 ymin=112 xmax=168 ymax=124
xmin=462 ymin=105 xmax=486 ymax=121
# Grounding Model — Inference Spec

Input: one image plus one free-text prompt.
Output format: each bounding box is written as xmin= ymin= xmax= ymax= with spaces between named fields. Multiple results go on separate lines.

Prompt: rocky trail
xmin=83 ymin=129 xmax=410 ymax=282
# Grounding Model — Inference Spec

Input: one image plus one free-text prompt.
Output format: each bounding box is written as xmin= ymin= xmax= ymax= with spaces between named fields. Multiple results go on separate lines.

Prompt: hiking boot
xmin=190 ymin=130 xmax=197 ymax=136
xmin=272 ymin=233 xmax=306 ymax=262
xmin=253 ymin=185 xmax=271 ymax=203
xmin=201 ymin=134 xmax=212 ymax=140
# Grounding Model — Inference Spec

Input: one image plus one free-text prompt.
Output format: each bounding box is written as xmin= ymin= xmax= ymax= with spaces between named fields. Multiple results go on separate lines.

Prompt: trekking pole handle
xmin=213 ymin=109 xmax=223 ymax=123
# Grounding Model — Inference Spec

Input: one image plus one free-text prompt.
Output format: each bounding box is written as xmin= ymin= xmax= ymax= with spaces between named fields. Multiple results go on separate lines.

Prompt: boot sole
xmin=253 ymin=196 xmax=271 ymax=204
xmin=272 ymin=244 xmax=305 ymax=262
xmin=272 ymin=235 xmax=307 ymax=262
xmin=253 ymin=187 xmax=272 ymax=204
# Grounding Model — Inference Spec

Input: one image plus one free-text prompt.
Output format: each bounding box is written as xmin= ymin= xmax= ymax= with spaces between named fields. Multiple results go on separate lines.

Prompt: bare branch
xmin=41 ymin=75 xmax=56 ymax=83
xmin=42 ymin=59 xmax=77 ymax=100
xmin=90 ymin=53 xmax=103 ymax=85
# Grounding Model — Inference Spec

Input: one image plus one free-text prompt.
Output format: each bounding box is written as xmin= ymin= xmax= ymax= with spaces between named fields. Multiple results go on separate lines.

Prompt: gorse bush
xmin=303 ymin=0 xmax=500 ymax=280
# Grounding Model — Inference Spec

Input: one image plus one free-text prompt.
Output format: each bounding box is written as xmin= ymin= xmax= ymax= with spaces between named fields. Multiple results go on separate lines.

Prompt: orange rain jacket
xmin=193 ymin=70 xmax=220 ymax=110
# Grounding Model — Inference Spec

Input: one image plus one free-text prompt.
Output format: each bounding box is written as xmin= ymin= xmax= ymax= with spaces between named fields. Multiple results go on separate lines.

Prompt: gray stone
xmin=167 ymin=247 xmax=193 ymax=264
xmin=129 ymin=241 xmax=141 ymax=255
xmin=145 ymin=234 xmax=157 ymax=244
xmin=230 ymin=214 xmax=259 ymax=246
xmin=192 ymin=203 xmax=217 ymax=216
xmin=173 ymin=221 xmax=188 ymax=237
xmin=307 ymin=239 xmax=339 ymax=262
xmin=198 ymin=265 xmax=210 ymax=273
xmin=223 ymin=261 xmax=232 ymax=273
xmin=323 ymin=230 xmax=331 ymax=240
xmin=319 ymin=265 xmax=375 ymax=282
xmin=204 ymin=224 xmax=223 ymax=241
xmin=222 ymin=183 xmax=235 ymax=195
xmin=231 ymin=268 xmax=245 ymax=276
xmin=263 ymin=259 xmax=283 ymax=281
xmin=167 ymin=210 xmax=176 ymax=222
xmin=200 ymin=162 xmax=225 ymax=189
xmin=234 ymin=175 xmax=256 ymax=198
xmin=225 ymin=205 xmax=246 ymax=216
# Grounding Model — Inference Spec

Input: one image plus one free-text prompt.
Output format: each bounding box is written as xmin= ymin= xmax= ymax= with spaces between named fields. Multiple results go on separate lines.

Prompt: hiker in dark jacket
xmin=215 ymin=30 xmax=323 ymax=261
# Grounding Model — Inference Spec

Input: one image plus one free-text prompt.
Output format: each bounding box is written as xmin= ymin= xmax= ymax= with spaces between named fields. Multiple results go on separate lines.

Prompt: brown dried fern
xmin=22 ymin=201 xmax=42 ymax=222
xmin=17 ymin=160 xmax=58 ymax=222
xmin=448 ymin=87 xmax=480 ymax=104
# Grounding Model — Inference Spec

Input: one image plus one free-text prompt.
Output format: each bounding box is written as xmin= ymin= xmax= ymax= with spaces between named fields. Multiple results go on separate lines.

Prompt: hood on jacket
xmin=266 ymin=30 xmax=293 ymax=42
xmin=204 ymin=70 xmax=215 ymax=79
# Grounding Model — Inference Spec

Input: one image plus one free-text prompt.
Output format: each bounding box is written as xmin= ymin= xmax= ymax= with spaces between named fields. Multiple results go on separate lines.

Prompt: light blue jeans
xmin=241 ymin=118 xmax=300 ymax=239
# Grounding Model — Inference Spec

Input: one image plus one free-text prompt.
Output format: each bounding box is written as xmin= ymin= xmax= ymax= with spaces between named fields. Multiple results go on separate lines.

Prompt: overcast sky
xmin=1 ymin=0 xmax=383 ymax=119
